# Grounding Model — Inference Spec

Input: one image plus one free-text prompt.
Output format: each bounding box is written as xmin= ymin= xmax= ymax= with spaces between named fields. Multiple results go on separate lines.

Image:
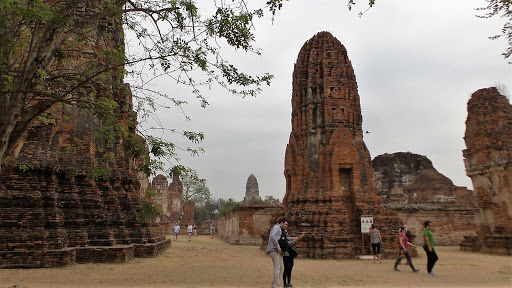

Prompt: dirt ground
xmin=1 ymin=235 xmax=511 ymax=288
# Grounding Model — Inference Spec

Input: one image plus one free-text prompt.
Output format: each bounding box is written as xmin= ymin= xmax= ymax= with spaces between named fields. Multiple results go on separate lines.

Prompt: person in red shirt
xmin=393 ymin=227 xmax=420 ymax=272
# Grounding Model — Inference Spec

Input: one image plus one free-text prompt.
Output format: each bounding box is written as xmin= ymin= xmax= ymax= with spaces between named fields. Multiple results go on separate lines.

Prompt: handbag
xmin=289 ymin=245 xmax=298 ymax=258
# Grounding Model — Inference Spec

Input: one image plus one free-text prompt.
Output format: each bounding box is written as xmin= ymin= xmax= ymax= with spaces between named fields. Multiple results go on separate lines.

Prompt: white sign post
xmin=360 ymin=215 xmax=373 ymax=255
xmin=361 ymin=215 xmax=373 ymax=233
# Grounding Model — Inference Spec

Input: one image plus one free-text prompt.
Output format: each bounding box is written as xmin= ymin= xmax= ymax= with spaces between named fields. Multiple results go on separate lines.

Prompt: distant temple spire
xmin=244 ymin=173 xmax=261 ymax=202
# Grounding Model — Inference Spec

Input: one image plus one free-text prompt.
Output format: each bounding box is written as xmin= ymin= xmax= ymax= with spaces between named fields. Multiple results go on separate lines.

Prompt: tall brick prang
xmin=461 ymin=87 xmax=512 ymax=255
xmin=283 ymin=32 xmax=399 ymax=259
xmin=0 ymin=2 xmax=171 ymax=267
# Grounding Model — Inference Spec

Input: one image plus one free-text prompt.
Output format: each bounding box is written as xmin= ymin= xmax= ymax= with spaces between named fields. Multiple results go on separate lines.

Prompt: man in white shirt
xmin=173 ymin=224 xmax=180 ymax=241
xmin=187 ymin=223 xmax=193 ymax=241
xmin=266 ymin=218 xmax=288 ymax=288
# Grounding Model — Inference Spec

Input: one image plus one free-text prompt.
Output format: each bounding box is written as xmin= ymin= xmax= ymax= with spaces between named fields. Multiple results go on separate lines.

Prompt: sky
xmin=128 ymin=0 xmax=511 ymax=201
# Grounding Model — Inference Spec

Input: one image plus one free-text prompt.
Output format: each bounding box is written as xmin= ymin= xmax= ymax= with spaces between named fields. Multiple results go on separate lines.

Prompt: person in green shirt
xmin=423 ymin=221 xmax=439 ymax=277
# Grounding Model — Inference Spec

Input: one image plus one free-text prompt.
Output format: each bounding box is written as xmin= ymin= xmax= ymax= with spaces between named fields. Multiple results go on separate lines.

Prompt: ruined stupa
xmin=244 ymin=174 xmax=261 ymax=202
xmin=283 ymin=32 xmax=398 ymax=259
xmin=461 ymin=87 xmax=512 ymax=255
xmin=0 ymin=2 xmax=170 ymax=267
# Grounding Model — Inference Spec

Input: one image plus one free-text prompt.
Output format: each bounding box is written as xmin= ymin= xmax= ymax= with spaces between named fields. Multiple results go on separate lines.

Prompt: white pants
xmin=269 ymin=251 xmax=283 ymax=288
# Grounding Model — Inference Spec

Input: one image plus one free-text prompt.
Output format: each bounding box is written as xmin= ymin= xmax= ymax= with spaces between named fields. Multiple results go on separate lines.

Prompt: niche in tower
xmin=339 ymin=166 xmax=353 ymax=196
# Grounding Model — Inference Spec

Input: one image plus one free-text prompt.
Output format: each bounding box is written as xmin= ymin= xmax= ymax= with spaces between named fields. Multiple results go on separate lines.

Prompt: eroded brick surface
xmin=373 ymin=152 xmax=478 ymax=245
xmin=461 ymin=87 xmax=512 ymax=255
xmin=0 ymin=2 xmax=170 ymax=267
xmin=281 ymin=32 xmax=399 ymax=259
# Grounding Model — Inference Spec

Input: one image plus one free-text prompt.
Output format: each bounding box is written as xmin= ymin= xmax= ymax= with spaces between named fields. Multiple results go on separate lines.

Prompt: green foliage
xmin=263 ymin=195 xmax=282 ymax=205
xmin=38 ymin=114 xmax=56 ymax=126
xmin=194 ymin=200 xmax=219 ymax=225
xmin=193 ymin=194 xmax=281 ymax=225
xmin=247 ymin=195 xmax=281 ymax=205
xmin=17 ymin=164 xmax=32 ymax=172
xmin=193 ymin=198 xmax=241 ymax=224
xmin=65 ymin=168 xmax=78 ymax=179
xmin=137 ymin=201 xmax=162 ymax=224
xmin=87 ymin=166 xmax=111 ymax=181
xmin=247 ymin=197 xmax=266 ymax=205
xmin=0 ymin=0 xmax=383 ymax=178
xmin=137 ymin=189 xmax=162 ymax=224
xmin=177 ymin=166 xmax=213 ymax=206
xmin=145 ymin=189 xmax=158 ymax=197
xmin=217 ymin=198 xmax=241 ymax=218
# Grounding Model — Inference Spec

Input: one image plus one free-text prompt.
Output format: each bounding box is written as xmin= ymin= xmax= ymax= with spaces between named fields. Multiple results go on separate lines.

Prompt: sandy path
xmin=1 ymin=235 xmax=511 ymax=288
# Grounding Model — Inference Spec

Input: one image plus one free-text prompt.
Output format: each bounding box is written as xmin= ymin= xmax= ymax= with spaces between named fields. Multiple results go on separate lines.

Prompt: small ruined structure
xmin=168 ymin=170 xmax=194 ymax=225
xmin=152 ymin=175 xmax=170 ymax=216
xmin=217 ymin=205 xmax=281 ymax=245
xmin=461 ymin=87 xmax=512 ymax=255
xmin=243 ymin=173 xmax=261 ymax=202
xmin=373 ymin=152 xmax=477 ymax=245
xmin=150 ymin=173 xmax=194 ymax=225
xmin=282 ymin=32 xmax=399 ymax=259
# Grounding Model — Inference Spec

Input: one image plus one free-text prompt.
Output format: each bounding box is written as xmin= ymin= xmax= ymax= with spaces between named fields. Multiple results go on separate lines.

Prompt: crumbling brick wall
xmin=461 ymin=87 xmax=512 ymax=255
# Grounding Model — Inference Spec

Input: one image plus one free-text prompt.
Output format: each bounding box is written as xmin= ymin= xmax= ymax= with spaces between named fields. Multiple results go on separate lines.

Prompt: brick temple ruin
xmin=151 ymin=173 xmax=194 ymax=225
xmin=281 ymin=32 xmax=400 ymax=259
xmin=0 ymin=2 xmax=170 ymax=267
xmin=217 ymin=205 xmax=280 ymax=245
xmin=460 ymin=87 xmax=512 ymax=255
xmin=373 ymin=152 xmax=477 ymax=245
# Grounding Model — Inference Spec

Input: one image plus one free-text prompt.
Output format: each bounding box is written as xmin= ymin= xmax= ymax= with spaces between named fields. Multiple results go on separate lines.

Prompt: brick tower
xmin=283 ymin=32 xmax=398 ymax=259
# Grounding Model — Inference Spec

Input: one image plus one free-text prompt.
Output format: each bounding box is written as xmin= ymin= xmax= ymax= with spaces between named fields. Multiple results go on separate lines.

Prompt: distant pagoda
xmin=244 ymin=174 xmax=261 ymax=202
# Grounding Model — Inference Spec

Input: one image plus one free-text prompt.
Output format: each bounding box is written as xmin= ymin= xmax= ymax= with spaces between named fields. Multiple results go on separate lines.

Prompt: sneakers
xmin=394 ymin=268 xmax=400 ymax=271
xmin=284 ymin=285 xmax=294 ymax=288
xmin=427 ymin=272 xmax=437 ymax=277
xmin=413 ymin=269 xmax=420 ymax=273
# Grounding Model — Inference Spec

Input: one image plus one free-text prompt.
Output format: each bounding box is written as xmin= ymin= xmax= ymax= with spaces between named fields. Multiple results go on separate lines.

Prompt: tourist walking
xmin=210 ymin=225 xmax=215 ymax=239
xmin=187 ymin=223 xmax=193 ymax=241
xmin=283 ymin=230 xmax=304 ymax=288
xmin=266 ymin=218 xmax=288 ymax=288
xmin=173 ymin=224 xmax=180 ymax=241
xmin=423 ymin=221 xmax=439 ymax=276
xmin=193 ymin=224 xmax=198 ymax=237
xmin=368 ymin=224 xmax=382 ymax=263
xmin=393 ymin=227 xmax=420 ymax=273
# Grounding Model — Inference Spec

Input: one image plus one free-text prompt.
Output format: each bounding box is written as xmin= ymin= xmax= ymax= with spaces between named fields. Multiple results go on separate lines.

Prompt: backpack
xmin=278 ymin=229 xmax=288 ymax=251
xmin=288 ymin=245 xmax=298 ymax=258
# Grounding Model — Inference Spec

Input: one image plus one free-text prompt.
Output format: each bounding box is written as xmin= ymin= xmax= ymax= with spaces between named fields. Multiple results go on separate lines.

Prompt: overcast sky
xmin=129 ymin=0 xmax=511 ymax=201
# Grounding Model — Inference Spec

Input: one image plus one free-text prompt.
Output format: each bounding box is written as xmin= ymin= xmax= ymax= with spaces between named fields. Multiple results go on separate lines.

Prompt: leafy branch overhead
xmin=477 ymin=0 xmax=512 ymax=62
xmin=0 ymin=0 xmax=277 ymax=175
xmin=2 ymin=0 xmax=508 ymax=179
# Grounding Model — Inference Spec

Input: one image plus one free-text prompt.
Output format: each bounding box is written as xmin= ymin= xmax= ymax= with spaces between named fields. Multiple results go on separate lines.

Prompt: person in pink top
xmin=393 ymin=227 xmax=420 ymax=272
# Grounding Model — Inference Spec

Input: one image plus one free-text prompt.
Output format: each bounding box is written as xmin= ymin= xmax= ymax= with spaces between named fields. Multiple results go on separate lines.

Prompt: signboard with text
xmin=360 ymin=215 xmax=373 ymax=233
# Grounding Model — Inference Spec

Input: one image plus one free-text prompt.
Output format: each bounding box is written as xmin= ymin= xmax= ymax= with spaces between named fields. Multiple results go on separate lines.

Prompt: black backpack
xmin=278 ymin=228 xmax=288 ymax=251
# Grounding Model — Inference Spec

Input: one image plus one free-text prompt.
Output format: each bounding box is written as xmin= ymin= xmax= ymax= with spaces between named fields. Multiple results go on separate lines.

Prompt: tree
xmin=216 ymin=198 xmax=241 ymax=217
xmin=477 ymin=0 xmax=512 ymax=63
xmin=0 ymin=0 xmax=377 ymax=176
xmin=263 ymin=195 xmax=281 ymax=205
xmin=177 ymin=166 xmax=212 ymax=206
xmin=194 ymin=200 xmax=219 ymax=225
xmin=247 ymin=197 xmax=266 ymax=205
xmin=246 ymin=195 xmax=281 ymax=205
xmin=137 ymin=189 xmax=162 ymax=224
xmin=0 ymin=0 xmax=274 ymax=174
